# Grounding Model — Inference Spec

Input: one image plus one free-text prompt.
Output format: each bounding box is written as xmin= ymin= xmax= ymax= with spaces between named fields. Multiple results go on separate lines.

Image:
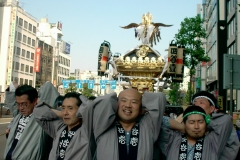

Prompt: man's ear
xmin=210 ymin=105 xmax=215 ymax=113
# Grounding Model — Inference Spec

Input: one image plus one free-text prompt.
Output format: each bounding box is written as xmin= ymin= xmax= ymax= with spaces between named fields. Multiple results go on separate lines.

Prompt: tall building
xmin=0 ymin=0 xmax=37 ymax=92
xmin=37 ymin=18 xmax=71 ymax=90
xmin=202 ymin=0 xmax=239 ymax=111
xmin=35 ymin=40 xmax=54 ymax=88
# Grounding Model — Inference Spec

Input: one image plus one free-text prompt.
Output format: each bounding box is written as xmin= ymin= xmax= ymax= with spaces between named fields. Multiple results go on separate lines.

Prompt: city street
xmin=0 ymin=118 xmax=12 ymax=160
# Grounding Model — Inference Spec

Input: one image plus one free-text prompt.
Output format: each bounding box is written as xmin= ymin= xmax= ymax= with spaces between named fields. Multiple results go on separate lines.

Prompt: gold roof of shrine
xmin=115 ymin=44 xmax=166 ymax=78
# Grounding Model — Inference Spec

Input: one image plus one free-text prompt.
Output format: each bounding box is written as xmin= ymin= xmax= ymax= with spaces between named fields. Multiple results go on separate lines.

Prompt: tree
xmin=168 ymin=82 xmax=182 ymax=105
xmin=182 ymin=82 xmax=192 ymax=106
xmin=64 ymin=77 xmax=77 ymax=93
xmin=79 ymin=83 xmax=93 ymax=98
xmin=175 ymin=15 xmax=210 ymax=77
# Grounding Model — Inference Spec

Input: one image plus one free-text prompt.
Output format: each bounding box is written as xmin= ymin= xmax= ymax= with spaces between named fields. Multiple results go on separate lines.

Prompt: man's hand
xmin=5 ymin=128 xmax=10 ymax=134
xmin=169 ymin=118 xmax=185 ymax=133
xmin=51 ymin=109 xmax=63 ymax=118
xmin=175 ymin=114 xmax=183 ymax=123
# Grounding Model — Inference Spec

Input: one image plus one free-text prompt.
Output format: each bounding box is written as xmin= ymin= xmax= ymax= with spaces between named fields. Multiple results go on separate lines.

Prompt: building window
xmin=25 ymin=79 xmax=28 ymax=84
xmin=29 ymin=80 xmax=32 ymax=86
xmin=28 ymin=23 xmax=32 ymax=32
xmin=21 ymin=64 xmax=24 ymax=71
xmin=26 ymin=51 xmax=30 ymax=58
xmin=22 ymin=49 xmax=25 ymax=57
xmin=24 ymin=21 xmax=28 ymax=29
xmin=25 ymin=65 xmax=29 ymax=72
xmin=31 ymin=52 xmax=34 ymax=60
xmin=15 ymin=31 xmax=17 ymax=39
xmin=19 ymin=18 xmax=23 ymax=26
xmin=12 ymin=61 xmax=14 ymax=70
xmin=18 ymin=32 xmax=22 ymax=41
xmin=20 ymin=78 xmax=23 ymax=85
xmin=33 ymin=26 xmax=36 ymax=34
xmin=23 ymin=35 xmax=26 ymax=43
xmin=14 ymin=77 xmax=18 ymax=84
xmin=15 ymin=62 xmax=19 ymax=70
xmin=16 ymin=47 xmax=21 ymax=55
xmin=32 ymin=39 xmax=35 ymax=47
xmin=30 ymin=66 xmax=33 ymax=73
xmin=27 ymin=37 xmax=31 ymax=45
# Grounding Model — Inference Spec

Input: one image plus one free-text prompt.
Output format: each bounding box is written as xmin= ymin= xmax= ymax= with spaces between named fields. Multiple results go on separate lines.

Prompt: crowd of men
xmin=3 ymin=81 xmax=240 ymax=160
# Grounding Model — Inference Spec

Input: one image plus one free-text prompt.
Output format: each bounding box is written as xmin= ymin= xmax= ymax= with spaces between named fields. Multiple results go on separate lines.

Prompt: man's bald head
xmin=117 ymin=89 xmax=142 ymax=124
xmin=118 ymin=89 xmax=142 ymax=100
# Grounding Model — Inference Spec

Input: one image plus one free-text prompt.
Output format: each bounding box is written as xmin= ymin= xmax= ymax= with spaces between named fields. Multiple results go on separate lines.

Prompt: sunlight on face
xmin=117 ymin=89 xmax=142 ymax=124
xmin=61 ymin=97 xmax=81 ymax=130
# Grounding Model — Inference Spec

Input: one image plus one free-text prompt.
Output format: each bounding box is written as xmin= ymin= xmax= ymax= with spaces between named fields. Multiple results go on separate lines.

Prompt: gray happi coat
xmin=33 ymin=94 xmax=116 ymax=160
xmin=38 ymin=81 xmax=60 ymax=108
xmin=159 ymin=113 xmax=235 ymax=160
xmin=94 ymin=92 xmax=166 ymax=160
xmin=4 ymin=114 xmax=50 ymax=160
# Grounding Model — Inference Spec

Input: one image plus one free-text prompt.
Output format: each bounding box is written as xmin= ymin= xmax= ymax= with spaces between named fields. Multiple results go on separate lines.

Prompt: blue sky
xmin=19 ymin=0 xmax=202 ymax=72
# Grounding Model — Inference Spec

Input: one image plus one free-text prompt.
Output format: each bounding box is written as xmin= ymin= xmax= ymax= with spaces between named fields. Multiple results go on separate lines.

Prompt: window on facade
xmin=12 ymin=61 xmax=15 ymax=70
xmin=25 ymin=65 xmax=29 ymax=72
xmin=24 ymin=21 xmax=28 ymax=29
xmin=33 ymin=26 xmax=36 ymax=34
xmin=18 ymin=32 xmax=22 ymax=41
xmin=14 ymin=77 xmax=18 ymax=84
xmin=15 ymin=31 xmax=17 ymax=39
xmin=25 ymin=79 xmax=28 ymax=85
xmin=29 ymin=80 xmax=32 ymax=86
xmin=16 ymin=47 xmax=21 ymax=55
xmin=23 ymin=35 xmax=26 ymax=43
xmin=32 ymin=39 xmax=35 ymax=47
xmin=31 ymin=53 xmax=34 ymax=60
xmin=20 ymin=78 xmax=23 ymax=85
xmin=16 ymin=16 xmax=18 ymax=25
xmin=22 ymin=49 xmax=25 ymax=57
xmin=15 ymin=62 xmax=19 ymax=70
xmin=19 ymin=18 xmax=23 ymax=26
xmin=27 ymin=37 xmax=31 ymax=45
xmin=21 ymin=64 xmax=24 ymax=71
xmin=28 ymin=23 xmax=32 ymax=32
xmin=14 ymin=46 xmax=16 ymax=55
xmin=30 ymin=66 xmax=33 ymax=73
xmin=26 ymin=51 xmax=30 ymax=58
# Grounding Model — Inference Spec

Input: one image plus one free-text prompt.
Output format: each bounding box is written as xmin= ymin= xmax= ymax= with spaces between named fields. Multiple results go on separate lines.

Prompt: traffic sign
xmin=77 ymin=83 xmax=83 ymax=89
xmin=100 ymin=84 xmax=106 ymax=89
xmin=88 ymin=83 xmax=94 ymax=89
xmin=63 ymin=82 xmax=69 ymax=89
xmin=84 ymin=80 xmax=89 ymax=83
xmin=110 ymin=84 xmax=116 ymax=90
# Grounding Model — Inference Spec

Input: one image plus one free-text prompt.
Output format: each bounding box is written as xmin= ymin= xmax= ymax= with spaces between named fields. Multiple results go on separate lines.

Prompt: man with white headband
xmin=192 ymin=91 xmax=240 ymax=160
xmin=159 ymin=105 xmax=233 ymax=160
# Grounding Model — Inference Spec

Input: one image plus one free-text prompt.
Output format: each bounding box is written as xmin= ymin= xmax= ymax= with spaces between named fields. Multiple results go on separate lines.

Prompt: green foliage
xmin=79 ymin=83 xmax=93 ymax=98
xmin=175 ymin=15 xmax=210 ymax=77
xmin=168 ymin=83 xmax=182 ymax=105
xmin=64 ymin=77 xmax=77 ymax=93
xmin=182 ymin=82 xmax=193 ymax=106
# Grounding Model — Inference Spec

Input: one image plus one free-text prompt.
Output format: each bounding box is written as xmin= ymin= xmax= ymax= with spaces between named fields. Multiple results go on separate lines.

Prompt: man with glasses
xmin=4 ymin=85 xmax=51 ymax=160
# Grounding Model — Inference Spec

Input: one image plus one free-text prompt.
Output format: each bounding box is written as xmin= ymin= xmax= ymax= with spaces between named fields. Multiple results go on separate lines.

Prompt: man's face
xmin=193 ymin=98 xmax=215 ymax=115
xmin=117 ymin=89 xmax=142 ymax=124
xmin=185 ymin=114 xmax=206 ymax=140
xmin=61 ymin=97 xmax=80 ymax=130
xmin=16 ymin=94 xmax=37 ymax=116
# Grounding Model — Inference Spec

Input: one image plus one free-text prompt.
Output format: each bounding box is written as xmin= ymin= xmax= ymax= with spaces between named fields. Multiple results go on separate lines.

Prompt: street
xmin=0 ymin=118 xmax=12 ymax=160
